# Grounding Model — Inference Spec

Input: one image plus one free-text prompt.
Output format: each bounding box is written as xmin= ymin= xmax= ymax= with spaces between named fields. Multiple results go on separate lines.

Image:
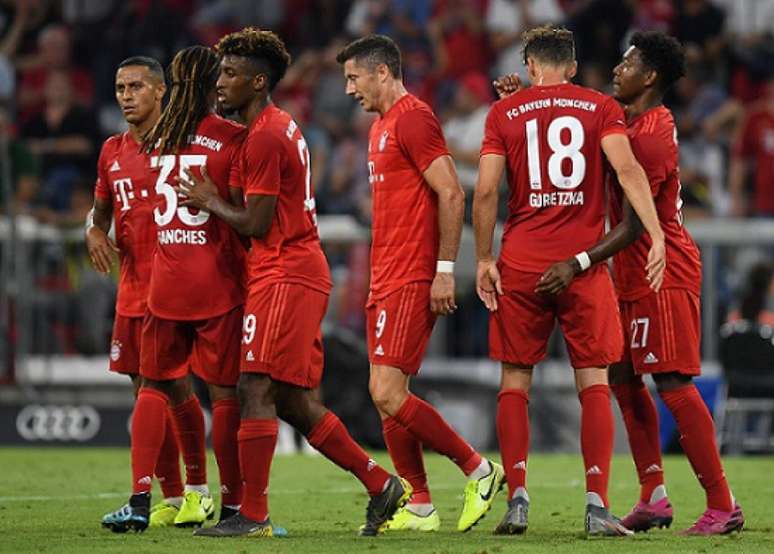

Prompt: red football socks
xmin=212 ymin=397 xmax=242 ymax=506
xmin=579 ymin=384 xmax=614 ymax=507
xmin=171 ymin=395 xmax=207 ymax=486
xmin=394 ymin=394 xmax=481 ymax=475
xmin=382 ymin=416 xmax=430 ymax=503
xmin=131 ymin=388 xmax=170 ymax=495
xmin=239 ymin=418 xmax=278 ymax=523
xmin=611 ymin=381 xmax=664 ymax=502
xmin=308 ymin=411 xmax=391 ymax=496
xmin=660 ymin=384 xmax=733 ymax=512
xmin=497 ymin=389 xmax=529 ymax=500
xmin=154 ymin=408 xmax=183 ymax=499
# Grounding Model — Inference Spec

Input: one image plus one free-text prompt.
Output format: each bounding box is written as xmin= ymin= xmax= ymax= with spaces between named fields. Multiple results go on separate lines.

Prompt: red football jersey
xmin=367 ymin=94 xmax=449 ymax=301
xmin=481 ymin=83 xmax=627 ymax=273
xmin=147 ymin=113 xmax=247 ymax=320
xmin=733 ymin=105 xmax=774 ymax=215
xmin=241 ymin=104 xmax=331 ymax=294
xmin=609 ymin=106 xmax=702 ymax=301
xmin=93 ymin=132 xmax=156 ymax=317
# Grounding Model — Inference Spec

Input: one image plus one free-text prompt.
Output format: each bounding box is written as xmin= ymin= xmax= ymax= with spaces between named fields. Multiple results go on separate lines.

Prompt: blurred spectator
xmin=629 ymin=0 xmax=675 ymax=32
xmin=728 ymin=77 xmax=774 ymax=217
xmin=429 ymin=0 xmax=489 ymax=80
xmin=20 ymin=70 xmax=97 ymax=225
xmin=0 ymin=0 xmax=34 ymax=104
xmin=727 ymin=261 xmax=774 ymax=326
xmin=442 ymin=72 xmax=491 ymax=192
xmin=192 ymin=0 xmax=286 ymax=47
xmin=565 ymin=0 xmax=632 ymax=76
xmin=673 ymin=0 xmax=725 ymax=69
xmin=312 ymin=37 xmax=357 ymax=140
xmin=346 ymin=0 xmax=432 ymax=53
xmin=0 ymin=103 xmax=38 ymax=214
xmin=485 ymin=0 xmax=563 ymax=83
xmin=16 ymin=23 xmax=94 ymax=123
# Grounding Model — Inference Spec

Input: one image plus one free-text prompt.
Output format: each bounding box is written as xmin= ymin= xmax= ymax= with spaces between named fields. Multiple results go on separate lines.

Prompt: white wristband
xmin=574 ymin=251 xmax=591 ymax=272
xmin=436 ymin=260 xmax=455 ymax=273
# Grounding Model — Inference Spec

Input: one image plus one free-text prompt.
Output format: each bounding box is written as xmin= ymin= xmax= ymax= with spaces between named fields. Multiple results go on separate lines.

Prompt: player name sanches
xmin=529 ymin=191 xmax=585 ymax=208
xmin=158 ymin=229 xmax=207 ymax=245
xmin=506 ymin=98 xmax=598 ymax=120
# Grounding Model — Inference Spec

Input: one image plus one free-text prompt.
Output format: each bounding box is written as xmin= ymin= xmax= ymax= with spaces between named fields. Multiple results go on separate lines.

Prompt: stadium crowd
xmin=0 ymin=0 xmax=772 ymax=357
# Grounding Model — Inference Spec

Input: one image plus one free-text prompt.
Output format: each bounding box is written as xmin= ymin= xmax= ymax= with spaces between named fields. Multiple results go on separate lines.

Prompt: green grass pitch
xmin=0 ymin=448 xmax=772 ymax=553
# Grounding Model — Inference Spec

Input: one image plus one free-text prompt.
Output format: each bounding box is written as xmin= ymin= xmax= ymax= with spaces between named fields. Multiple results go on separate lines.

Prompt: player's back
xmin=148 ymin=113 xmax=247 ymax=320
xmin=610 ymin=106 xmax=701 ymax=300
xmin=94 ymin=132 xmax=156 ymax=317
xmin=241 ymin=104 xmax=331 ymax=294
xmin=481 ymin=82 xmax=626 ymax=273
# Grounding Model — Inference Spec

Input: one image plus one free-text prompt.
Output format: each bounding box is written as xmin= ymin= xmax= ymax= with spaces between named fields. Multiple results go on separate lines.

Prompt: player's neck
xmin=625 ymin=92 xmax=663 ymax=121
xmin=243 ymin=96 xmax=271 ymax=127
xmin=377 ymin=82 xmax=408 ymax=117
xmin=530 ymin=66 xmax=568 ymax=87
xmin=128 ymin=111 xmax=160 ymax=144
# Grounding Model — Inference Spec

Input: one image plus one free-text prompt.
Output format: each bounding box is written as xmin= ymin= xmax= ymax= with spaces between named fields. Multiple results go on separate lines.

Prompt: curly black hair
xmin=215 ymin=27 xmax=291 ymax=91
xmin=630 ymin=31 xmax=686 ymax=92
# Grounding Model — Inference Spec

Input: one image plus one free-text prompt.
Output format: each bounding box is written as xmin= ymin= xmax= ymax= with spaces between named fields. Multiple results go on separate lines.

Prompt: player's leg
xmin=559 ymin=266 xmax=630 ymax=536
xmin=609 ymin=357 xmax=671 ymax=532
xmin=654 ymin=373 xmax=743 ymax=535
xmin=489 ymin=265 xmax=553 ymax=535
xmin=189 ymin=306 xmax=244 ymax=522
xmin=494 ymin=364 xmax=532 ymax=535
xmin=275 ymin=382 xmax=409 ymax=536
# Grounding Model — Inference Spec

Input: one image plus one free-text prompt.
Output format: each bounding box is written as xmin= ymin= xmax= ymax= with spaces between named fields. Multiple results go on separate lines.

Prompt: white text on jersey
xmin=506 ymin=98 xmax=598 ymax=120
xmin=157 ymin=229 xmax=207 ymax=245
xmin=529 ymin=191 xmax=584 ymax=208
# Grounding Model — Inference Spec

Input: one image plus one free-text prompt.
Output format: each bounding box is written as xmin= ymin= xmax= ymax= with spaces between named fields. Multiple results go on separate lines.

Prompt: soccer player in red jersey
xmin=104 ymin=46 xmax=247 ymax=532
xmin=604 ymin=32 xmax=742 ymax=536
xmin=337 ymin=35 xmax=505 ymax=533
xmin=87 ymin=57 xmax=188 ymax=531
xmin=473 ymin=25 xmax=666 ymax=536
xmin=178 ymin=28 xmax=407 ymax=538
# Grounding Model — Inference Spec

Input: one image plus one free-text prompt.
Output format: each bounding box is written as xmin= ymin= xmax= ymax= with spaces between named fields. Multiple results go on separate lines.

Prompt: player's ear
xmin=644 ymin=69 xmax=658 ymax=88
xmin=566 ymin=61 xmax=578 ymax=81
xmin=156 ymin=83 xmax=167 ymax=101
xmin=377 ymin=63 xmax=390 ymax=83
xmin=253 ymin=73 xmax=267 ymax=92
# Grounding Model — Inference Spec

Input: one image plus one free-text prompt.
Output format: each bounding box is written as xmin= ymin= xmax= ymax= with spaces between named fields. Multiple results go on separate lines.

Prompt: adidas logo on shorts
xmin=374 ymin=344 xmax=384 ymax=356
xmin=246 ymin=350 xmax=255 ymax=361
xmin=644 ymin=352 xmax=659 ymax=364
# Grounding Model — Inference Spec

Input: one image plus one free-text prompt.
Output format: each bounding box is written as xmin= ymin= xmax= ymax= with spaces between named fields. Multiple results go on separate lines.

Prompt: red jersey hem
xmin=367 ymin=278 xmax=433 ymax=305
xmin=146 ymin=299 xmax=244 ymax=322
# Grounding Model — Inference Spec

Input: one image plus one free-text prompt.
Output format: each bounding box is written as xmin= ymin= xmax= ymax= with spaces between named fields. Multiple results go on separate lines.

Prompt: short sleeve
xmin=480 ymin=105 xmax=506 ymax=156
xmin=93 ymin=141 xmax=111 ymax=200
xmin=599 ymin=96 xmax=627 ymax=138
xmin=227 ymin=135 xmax=245 ymax=190
xmin=242 ymin=130 xmax=283 ymax=196
xmin=630 ymin=132 xmax=670 ymax=196
xmin=395 ymin=108 xmax=450 ymax=173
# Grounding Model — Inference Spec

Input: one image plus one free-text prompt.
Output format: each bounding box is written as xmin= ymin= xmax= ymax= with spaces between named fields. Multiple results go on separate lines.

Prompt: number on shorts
xmin=375 ymin=309 xmax=387 ymax=339
xmin=243 ymin=313 xmax=257 ymax=345
xmin=630 ymin=317 xmax=650 ymax=349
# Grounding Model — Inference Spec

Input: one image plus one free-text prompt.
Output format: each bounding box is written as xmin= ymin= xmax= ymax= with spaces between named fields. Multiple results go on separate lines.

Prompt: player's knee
xmin=653 ymin=372 xmax=691 ymax=393
xmin=368 ymin=379 xmax=401 ymax=416
xmin=608 ymin=363 xmax=640 ymax=386
xmin=237 ymin=373 xmax=274 ymax=418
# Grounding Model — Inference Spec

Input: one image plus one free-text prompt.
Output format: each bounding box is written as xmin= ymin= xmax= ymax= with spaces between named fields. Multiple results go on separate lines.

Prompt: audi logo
xmin=16 ymin=405 xmax=101 ymax=442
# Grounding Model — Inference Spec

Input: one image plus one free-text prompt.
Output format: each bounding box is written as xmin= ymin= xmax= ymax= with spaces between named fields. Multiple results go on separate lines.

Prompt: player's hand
xmin=535 ymin=260 xmax=576 ymax=296
xmin=646 ymin=237 xmax=666 ymax=292
xmin=175 ymin=165 xmax=217 ymax=211
xmin=476 ymin=259 xmax=503 ymax=312
xmin=493 ymin=73 xmax=523 ymax=99
xmin=85 ymin=225 xmax=119 ymax=273
xmin=430 ymin=272 xmax=457 ymax=316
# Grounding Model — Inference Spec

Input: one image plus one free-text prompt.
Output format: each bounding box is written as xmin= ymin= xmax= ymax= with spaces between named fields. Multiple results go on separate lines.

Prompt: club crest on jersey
xmin=378 ymin=131 xmax=389 ymax=152
xmin=110 ymin=340 xmax=122 ymax=361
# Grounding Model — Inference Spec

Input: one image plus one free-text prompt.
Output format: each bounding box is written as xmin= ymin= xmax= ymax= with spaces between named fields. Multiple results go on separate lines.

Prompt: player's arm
xmin=535 ymin=200 xmax=643 ymax=295
xmin=424 ymin=154 xmax=465 ymax=316
xmin=472 ymin=153 xmax=505 ymax=312
xmin=85 ymin=197 xmax=119 ymax=274
xmin=601 ymin=133 xmax=665 ymax=291
xmin=177 ymin=165 xmax=276 ymax=239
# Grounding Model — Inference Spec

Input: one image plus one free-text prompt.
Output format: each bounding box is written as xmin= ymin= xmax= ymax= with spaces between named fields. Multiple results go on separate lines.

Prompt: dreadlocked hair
xmin=143 ymin=45 xmax=220 ymax=155
xmin=215 ymin=27 xmax=291 ymax=91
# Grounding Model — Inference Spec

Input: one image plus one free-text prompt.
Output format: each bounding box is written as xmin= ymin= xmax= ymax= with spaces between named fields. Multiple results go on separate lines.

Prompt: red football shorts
xmin=490 ymin=264 xmax=623 ymax=369
xmin=619 ymin=288 xmax=701 ymax=376
xmin=366 ymin=282 xmax=436 ymax=375
xmin=109 ymin=315 xmax=142 ymax=376
xmin=140 ymin=305 xmax=243 ymax=386
xmin=241 ymin=283 xmax=328 ymax=389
